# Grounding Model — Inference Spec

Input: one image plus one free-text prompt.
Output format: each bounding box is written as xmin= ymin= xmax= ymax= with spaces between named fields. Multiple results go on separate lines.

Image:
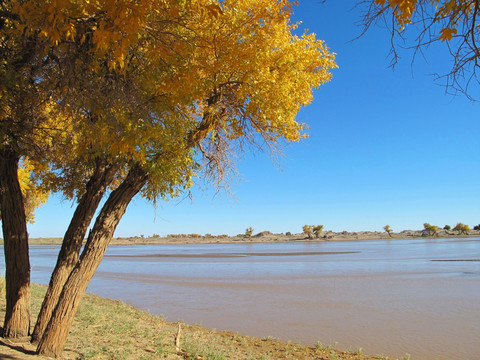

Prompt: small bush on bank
xmin=423 ymin=223 xmax=438 ymax=236
xmin=453 ymin=223 xmax=470 ymax=235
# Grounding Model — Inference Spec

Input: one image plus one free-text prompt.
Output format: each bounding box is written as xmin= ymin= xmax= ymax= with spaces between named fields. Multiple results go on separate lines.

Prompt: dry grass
xmin=1 ymin=280 xmax=400 ymax=360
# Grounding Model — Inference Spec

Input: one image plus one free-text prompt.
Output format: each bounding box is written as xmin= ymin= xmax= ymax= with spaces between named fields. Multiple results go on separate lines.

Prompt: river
xmin=2 ymin=237 xmax=480 ymax=359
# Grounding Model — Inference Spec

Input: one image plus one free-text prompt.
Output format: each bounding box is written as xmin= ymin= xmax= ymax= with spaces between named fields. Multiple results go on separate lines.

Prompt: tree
xmin=453 ymin=222 xmax=470 ymax=235
xmin=245 ymin=227 xmax=254 ymax=238
xmin=303 ymin=225 xmax=314 ymax=239
xmin=0 ymin=159 xmax=48 ymax=338
xmin=383 ymin=224 xmax=393 ymax=238
xmin=0 ymin=0 xmax=58 ymax=335
xmin=33 ymin=19 xmax=202 ymax=354
xmin=474 ymin=224 xmax=480 ymax=230
xmin=0 ymin=0 xmax=336 ymax=356
xmin=0 ymin=150 xmax=31 ymax=337
xmin=360 ymin=0 xmax=480 ymax=98
xmin=444 ymin=224 xmax=452 ymax=231
xmin=313 ymin=225 xmax=324 ymax=238
xmin=423 ymin=222 xmax=439 ymax=236
xmin=1 ymin=0 xmax=206 ymax=342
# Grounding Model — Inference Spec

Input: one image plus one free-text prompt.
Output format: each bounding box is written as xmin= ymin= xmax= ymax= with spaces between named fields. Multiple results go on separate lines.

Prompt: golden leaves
xmin=18 ymin=158 xmax=50 ymax=223
xmin=439 ymin=27 xmax=457 ymax=40
xmin=3 ymin=0 xmax=336 ymax=204
xmin=375 ymin=0 xmax=417 ymax=27
xmin=185 ymin=0 xmax=336 ymax=145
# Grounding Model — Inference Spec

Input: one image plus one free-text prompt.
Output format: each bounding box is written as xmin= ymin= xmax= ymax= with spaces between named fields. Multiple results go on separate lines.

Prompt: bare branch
xmin=357 ymin=0 xmax=480 ymax=99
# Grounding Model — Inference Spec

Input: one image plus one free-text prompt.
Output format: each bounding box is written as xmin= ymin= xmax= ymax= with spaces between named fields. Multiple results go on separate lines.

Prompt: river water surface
xmin=2 ymin=237 xmax=480 ymax=360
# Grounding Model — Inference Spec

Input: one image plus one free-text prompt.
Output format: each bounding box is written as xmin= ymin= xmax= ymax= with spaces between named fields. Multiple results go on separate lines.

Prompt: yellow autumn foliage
xmin=2 ymin=0 xmax=336 ymax=212
xmin=17 ymin=159 xmax=49 ymax=223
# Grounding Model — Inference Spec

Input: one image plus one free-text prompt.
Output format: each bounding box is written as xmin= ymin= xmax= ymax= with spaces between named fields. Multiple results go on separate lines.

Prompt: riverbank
xmin=23 ymin=228 xmax=480 ymax=245
xmin=0 ymin=282 xmax=403 ymax=360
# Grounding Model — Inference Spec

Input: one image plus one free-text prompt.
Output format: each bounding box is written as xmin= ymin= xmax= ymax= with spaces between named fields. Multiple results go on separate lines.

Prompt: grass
xmin=1 ymin=280 xmax=405 ymax=360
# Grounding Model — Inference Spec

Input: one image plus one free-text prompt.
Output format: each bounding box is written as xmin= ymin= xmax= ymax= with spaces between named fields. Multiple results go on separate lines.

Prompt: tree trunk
xmin=36 ymin=164 xmax=148 ymax=357
xmin=31 ymin=160 xmax=117 ymax=343
xmin=0 ymin=147 xmax=31 ymax=338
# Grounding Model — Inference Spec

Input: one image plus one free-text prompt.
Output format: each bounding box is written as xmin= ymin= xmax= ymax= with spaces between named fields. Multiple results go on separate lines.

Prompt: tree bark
xmin=36 ymin=164 xmax=148 ymax=357
xmin=31 ymin=160 xmax=117 ymax=343
xmin=0 ymin=147 xmax=31 ymax=338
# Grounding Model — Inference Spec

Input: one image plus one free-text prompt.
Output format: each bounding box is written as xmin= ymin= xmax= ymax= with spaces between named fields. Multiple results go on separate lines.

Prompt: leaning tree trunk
xmin=36 ymin=164 xmax=148 ymax=357
xmin=0 ymin=147 xmax=31 ymax=338
xmin=31 ymin=160 xmax=117 ymax=343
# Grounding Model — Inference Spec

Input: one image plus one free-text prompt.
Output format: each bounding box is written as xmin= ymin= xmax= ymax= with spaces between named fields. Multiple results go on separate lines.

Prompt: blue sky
xmin=28 ymin=1 xmax=480 ymax=238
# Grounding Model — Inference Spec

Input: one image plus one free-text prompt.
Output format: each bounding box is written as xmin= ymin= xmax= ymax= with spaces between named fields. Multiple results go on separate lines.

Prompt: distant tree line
xmin=423 ymin=222 xmax=474 ymax=236
xmin=143 ymin=222 xmax=480 ymax=240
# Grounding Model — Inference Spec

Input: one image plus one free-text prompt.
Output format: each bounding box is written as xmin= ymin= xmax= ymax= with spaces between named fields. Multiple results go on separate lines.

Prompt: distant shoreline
xmin=13 ymin=229 xmax=480 ymax=246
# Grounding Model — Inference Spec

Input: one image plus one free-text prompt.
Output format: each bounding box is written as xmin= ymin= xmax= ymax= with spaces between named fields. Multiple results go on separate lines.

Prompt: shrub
xmin=423 ymin=223 xmax=438 ymax=236
xmin=474 ymin=224 xmax=480 ymax=231
xmin=245 ymin=227 xmax=253 ymax=238
xmin=383 ymin=225 xmax=393 ymax=237
xmin=302 ymin=225 xmax=314 ymax=239
xmin=313 ymin=225 xmax=324 ymax=238
xmin=443 ymin=225 xmax=451 ymax=231
xmin=453 ymin=222 xmax=469 ymax=235
xmin=285 ymin=232 xmax=292 ymax=236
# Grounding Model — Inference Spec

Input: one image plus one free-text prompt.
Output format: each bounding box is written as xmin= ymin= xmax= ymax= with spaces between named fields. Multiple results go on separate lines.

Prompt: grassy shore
xmin=0 ymin=281 xmax=409 ymax=360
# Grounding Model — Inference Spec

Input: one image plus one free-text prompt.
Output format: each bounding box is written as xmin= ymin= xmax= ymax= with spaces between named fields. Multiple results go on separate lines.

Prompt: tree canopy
xmin=10 ymin=0 xmax=337 ymax=200
xmin=453 ymin=222 xmax=470 ymax=234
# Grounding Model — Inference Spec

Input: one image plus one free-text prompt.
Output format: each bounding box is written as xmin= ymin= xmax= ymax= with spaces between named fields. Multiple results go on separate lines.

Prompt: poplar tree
xmin=2 ymin=0 xmax=336 ymax=355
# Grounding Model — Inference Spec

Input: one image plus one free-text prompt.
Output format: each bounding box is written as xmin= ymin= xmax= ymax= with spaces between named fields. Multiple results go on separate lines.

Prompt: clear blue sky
xmin=28 ymin=1 xmax=480 ymax=238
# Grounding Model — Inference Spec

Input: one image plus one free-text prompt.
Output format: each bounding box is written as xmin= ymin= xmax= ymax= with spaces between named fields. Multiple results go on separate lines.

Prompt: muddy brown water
xmin=4 ymin=237 xmax=480 ymax=360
